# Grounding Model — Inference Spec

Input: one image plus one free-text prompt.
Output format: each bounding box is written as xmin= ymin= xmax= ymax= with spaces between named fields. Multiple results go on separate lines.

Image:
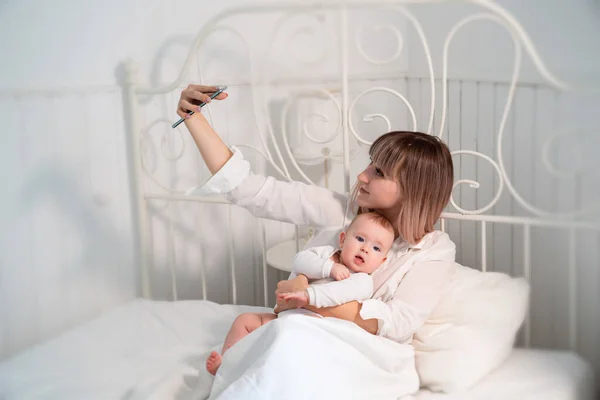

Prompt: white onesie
xmin=291 ymin=245 xmax=374 ymax=308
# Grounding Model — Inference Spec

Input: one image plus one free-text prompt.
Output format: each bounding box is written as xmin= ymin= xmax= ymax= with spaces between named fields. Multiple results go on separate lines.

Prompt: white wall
xmin=0 ymin=1 xmax=598 ymax=390
xmin=1 ymin=0 xmax=598 ymax=88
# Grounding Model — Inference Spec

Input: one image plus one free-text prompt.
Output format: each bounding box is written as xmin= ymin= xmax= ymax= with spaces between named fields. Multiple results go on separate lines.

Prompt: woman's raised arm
xmin=179 ymin=85 xmax=350 ymax=229
xmin=179 ymin=85 xmax=231 ymax=174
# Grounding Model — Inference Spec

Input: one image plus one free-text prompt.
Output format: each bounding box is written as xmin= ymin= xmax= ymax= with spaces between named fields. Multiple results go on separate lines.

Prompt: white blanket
xmin=209 ymin=312 xmax=419 ymax=400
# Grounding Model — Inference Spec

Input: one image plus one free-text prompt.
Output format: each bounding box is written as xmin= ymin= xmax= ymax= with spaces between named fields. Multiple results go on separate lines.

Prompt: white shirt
xmin=292 ymin=245 xmax=374 ymax=308
xmin=190 ymin=147 xmax=457 ymax=344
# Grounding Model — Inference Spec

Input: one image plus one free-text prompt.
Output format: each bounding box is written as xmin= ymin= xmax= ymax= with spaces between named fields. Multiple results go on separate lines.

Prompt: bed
xmin=0 ymin=300 xmax=594 ymax=400
xmin=1 ymin=1 xmax=598 ymax=399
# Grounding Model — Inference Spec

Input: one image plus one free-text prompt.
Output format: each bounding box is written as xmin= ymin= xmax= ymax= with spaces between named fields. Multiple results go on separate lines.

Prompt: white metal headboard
xmin=122 ymin=0 xmax=599 ymax=354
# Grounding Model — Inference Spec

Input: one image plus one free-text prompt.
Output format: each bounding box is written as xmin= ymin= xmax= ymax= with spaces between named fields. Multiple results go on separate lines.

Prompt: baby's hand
xmin=277 ymin=290 xmax=309 ymax=308
xmin=330 ymin=263 xmax=351 ymax=281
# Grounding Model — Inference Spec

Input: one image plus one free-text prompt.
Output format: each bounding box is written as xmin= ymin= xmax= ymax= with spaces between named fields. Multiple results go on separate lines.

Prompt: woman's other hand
xmin=274 ymin=275 xmax=309 ymax=313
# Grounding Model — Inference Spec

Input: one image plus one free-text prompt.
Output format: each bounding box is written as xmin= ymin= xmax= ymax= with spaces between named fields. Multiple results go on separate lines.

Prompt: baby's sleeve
xmin=306 ymin=273 xmax=373 ymax=308
xmin=292 ymin=246 xmax=336 ymax=280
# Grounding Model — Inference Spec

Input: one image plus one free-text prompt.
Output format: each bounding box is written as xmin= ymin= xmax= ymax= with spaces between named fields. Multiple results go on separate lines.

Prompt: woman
xmin=178 ymin=84 xmax=455 ymax=345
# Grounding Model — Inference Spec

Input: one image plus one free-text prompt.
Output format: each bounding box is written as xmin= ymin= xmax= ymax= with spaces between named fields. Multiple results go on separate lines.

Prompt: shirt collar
xmin=395 ymin=231 xmax=434 ymax=251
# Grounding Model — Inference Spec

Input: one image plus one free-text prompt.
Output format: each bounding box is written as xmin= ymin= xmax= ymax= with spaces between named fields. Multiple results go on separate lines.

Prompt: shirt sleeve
xmin=306 ymin=273 xmax=373 ymax=308
xmin=292 ymin=246 xmax=336 ymax=280
xmin=187 ymin=146 xmax=350 ymax=228
xmin=360 ymin=243 xmax=456 ymax=343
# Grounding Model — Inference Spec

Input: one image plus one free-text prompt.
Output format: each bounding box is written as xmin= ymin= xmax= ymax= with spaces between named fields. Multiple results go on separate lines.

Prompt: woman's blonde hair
xmin=352 ymin=131 xmax=454 ymax=245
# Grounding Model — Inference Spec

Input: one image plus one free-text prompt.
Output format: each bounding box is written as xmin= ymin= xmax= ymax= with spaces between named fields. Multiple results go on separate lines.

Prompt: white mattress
xmin=0 ymin=299 xmax=594 ymax=400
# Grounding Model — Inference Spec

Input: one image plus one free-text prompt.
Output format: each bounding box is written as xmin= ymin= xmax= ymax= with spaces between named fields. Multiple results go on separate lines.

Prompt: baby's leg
xmin=206 ymin=312 xmax=277 ymax=375
xmin=222 ymin=312 xmax=277 ymax=353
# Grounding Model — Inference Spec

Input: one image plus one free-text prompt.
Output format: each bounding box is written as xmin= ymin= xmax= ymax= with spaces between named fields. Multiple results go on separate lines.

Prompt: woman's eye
xmin=356 ymin=236 xmax=364 ymax=242
xmin=373 ymin=246 xmax=381 ymax=252
xmin=375 ymin=167 xmax=384 ymax=177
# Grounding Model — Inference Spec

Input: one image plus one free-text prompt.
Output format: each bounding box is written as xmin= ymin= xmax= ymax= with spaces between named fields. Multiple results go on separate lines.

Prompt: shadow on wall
xmin=0 ymin=160 xmax=137 ymax=358
xmin=17 ymin=162 xmax=135 ymax=294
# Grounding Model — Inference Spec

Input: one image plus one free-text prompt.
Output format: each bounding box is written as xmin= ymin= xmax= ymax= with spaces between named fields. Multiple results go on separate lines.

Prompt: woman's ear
xmin=339 ymin=232 xmax=346 ymax=248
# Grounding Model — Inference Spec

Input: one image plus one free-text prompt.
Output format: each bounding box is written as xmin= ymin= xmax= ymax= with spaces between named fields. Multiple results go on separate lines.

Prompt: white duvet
xmin=209 ymin=311 xmax=419 ymax=400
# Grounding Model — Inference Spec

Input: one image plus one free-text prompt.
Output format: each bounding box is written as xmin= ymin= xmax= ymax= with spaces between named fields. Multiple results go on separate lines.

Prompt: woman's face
xmin=356 ymin=162 xmax=401 ymax=210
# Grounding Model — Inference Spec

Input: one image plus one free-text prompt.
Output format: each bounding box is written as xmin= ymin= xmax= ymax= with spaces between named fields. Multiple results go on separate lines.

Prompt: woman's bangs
xmin=369 ymin=135 xmax=404 ymax=178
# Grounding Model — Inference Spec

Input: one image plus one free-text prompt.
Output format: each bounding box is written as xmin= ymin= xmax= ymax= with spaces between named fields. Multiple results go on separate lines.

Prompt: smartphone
xmin=171 ymin=85 xmax=227 ymax=129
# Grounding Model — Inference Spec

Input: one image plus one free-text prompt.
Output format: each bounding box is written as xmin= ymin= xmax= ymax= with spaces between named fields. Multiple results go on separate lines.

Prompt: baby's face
xmin=339 ymin=217 xmax=394 ymax=274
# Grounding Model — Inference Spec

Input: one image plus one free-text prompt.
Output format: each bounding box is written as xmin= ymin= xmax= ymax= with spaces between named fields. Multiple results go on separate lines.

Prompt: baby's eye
xmin=356 ymin=236 xmax=364 ymax=242
xmin=373 ymin=246 xmax=381 ymax=252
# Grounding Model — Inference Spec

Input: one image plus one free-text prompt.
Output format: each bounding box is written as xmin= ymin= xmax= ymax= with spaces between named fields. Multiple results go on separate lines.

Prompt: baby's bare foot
xmin=206 ymin=351 xmax=222 ymax=376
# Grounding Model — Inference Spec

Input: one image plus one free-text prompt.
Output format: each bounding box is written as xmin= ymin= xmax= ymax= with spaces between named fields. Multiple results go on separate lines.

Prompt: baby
xmin=277 ymin=211 xmax=395 ymax=308
xmin=206 ymin=212 xmax=395 ymax=376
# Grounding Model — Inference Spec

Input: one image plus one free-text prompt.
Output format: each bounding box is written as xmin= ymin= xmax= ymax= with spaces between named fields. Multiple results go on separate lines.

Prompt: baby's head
xmin=338 ymin=212 xmax=395 ymax=274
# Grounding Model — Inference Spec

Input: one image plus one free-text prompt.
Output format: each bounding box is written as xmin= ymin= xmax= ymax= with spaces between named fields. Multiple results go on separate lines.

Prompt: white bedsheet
xmin=0 ymin=300 xmax=594 ymax=400
xmin=0 ymin=299 xmax=269 ymax=400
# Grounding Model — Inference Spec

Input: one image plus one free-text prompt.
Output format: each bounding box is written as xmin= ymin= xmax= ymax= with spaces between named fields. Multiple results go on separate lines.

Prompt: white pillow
xmin=411 ymin=263 xmax=530 ymax=393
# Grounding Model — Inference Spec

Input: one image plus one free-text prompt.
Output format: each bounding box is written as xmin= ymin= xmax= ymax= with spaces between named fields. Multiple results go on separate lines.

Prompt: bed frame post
xmin=340 ymin=5 xmax=351 ymax=194
xmin=122 ymin=59 xmax=151 ymax=299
